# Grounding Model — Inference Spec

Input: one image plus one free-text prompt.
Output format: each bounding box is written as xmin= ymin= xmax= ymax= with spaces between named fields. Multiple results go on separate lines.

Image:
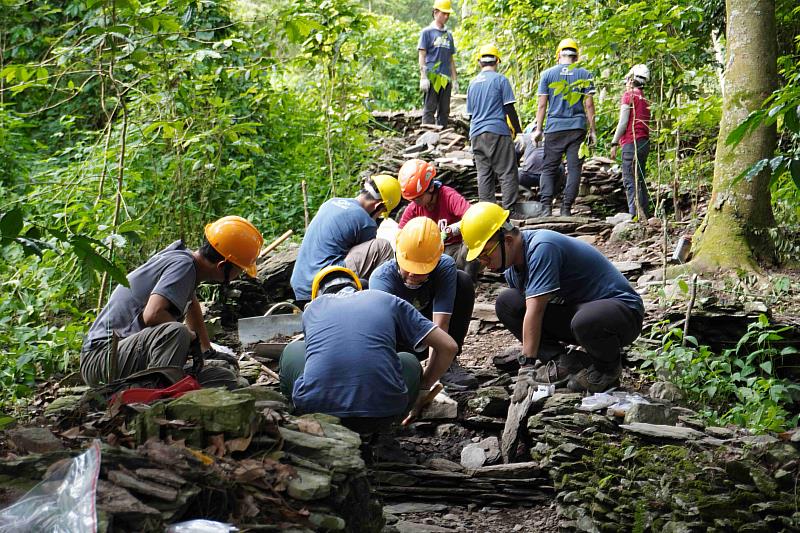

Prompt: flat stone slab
xmin=7 ymin=427 xmax=64 ymax=454
xmin=385 ymin=502 xmax=449 ymax=514
xmin=620 ymin=423 xmax=704 ymax=440
xmin=395 ymin=521 xmax=456 ymax=533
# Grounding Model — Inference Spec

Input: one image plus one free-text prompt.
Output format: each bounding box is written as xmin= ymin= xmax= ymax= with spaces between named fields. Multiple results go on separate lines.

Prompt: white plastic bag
xmin=166 ymin=519 xmax=238 ymax=532
xmin=0 ymin=439 xmax=101 ymax=532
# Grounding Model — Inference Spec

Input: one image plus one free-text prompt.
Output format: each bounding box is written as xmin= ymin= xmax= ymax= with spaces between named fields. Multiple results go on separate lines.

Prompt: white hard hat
xmin=628 ymin=64 xmax=650 ymax=84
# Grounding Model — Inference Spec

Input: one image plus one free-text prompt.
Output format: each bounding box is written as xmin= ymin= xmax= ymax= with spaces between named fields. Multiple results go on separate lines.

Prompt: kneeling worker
xmin=460 ymin=202 xmax=644 ymax=392
xmin=81 ymin=216 xmax=264 ymax=389
xmin=370 ymin=216 xmax=477 ymax=390
xmin=290 ymin=175 xmax=401 ymax=306
xmin=280 ymin=266 xmax=458 ymax=432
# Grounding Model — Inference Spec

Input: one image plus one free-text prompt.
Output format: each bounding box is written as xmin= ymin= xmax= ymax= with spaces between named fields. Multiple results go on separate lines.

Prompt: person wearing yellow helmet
xmin=369 ymin=217 xmax=478 ymax=390
xmin=279 ymin=265 xmax=459 ymax=431
xmin=418 ymin=0 xmax=458 ymax=128
xmin=80 ymin=216 xmax=264 ymax=390
xmin=466 ymin=43 xmax=523 ymax=214
xmin=290 ymin=174 xmax=401 ymax=305
xmin=460 ymin=202 xmax=644 ymax=393
xmin=533 ymin=37 xmax=597 ymax=217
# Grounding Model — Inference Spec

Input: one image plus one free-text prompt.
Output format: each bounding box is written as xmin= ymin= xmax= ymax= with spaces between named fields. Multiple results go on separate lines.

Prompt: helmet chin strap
xmin=498 ymin=228 xmax=507 ymax=272
xmin=369 ymin=202 xmax=385 ymax=219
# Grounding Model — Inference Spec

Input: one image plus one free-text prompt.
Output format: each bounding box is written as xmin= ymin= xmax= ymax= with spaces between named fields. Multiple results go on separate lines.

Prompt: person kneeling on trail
xmin=370 ymin=216 xmax=478 ymax=391
xmin=81 ymin=216 xmax=264 ymax=390
xmin=460 ymin=202 xmax=644 ymax=393
xmin=397 ymin=159 xmax=479 ymax=280
xmin=290 ymin=174 xmax=402 ymax=307
xmin=279 ymin=266 xmax=458 ymax=433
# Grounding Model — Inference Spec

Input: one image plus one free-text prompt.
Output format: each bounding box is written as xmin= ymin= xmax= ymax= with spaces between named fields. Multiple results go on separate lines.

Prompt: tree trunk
xmin=691 ymin=0 xmax=777 ymax=272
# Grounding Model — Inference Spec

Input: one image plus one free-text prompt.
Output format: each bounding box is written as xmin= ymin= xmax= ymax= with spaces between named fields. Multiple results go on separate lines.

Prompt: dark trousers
xmin=539 ymin=128 xmax=586 ymax=208
xmin=495 ymin=288 xmax=643 ymax=370
xmin=472 ymin=132 xmax=519 ymax=210
xmin=423 ymin=82 xmax=452 ymax=128
xmin=399 ymin=270 xmax=475 ymax=359
xmin=279 ymin=340 xmax=421 ymax=433
xmin=621 ymin=139 xmax=650 ymax=217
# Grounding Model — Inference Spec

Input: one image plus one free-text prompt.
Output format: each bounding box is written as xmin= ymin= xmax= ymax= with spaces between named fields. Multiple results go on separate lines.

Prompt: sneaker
xmin=532 ymin=360 xmax=569 ymax=385
xmin=541 ymin=204 xmax=552 ymax=217
xmin=567 ymin=364 xmax=621 ymax=393
xmin=440 ymin=360 xmax=479 ymax=391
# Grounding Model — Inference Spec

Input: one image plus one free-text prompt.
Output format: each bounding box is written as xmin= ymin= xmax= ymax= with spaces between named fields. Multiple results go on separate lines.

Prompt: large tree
xmin=691 ymin=0 xmax=778 ymax=271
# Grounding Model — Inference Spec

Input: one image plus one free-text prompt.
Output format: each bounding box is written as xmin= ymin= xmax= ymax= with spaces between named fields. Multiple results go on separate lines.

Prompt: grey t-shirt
xmin=82 ymin=240 xmax=197 ymax=350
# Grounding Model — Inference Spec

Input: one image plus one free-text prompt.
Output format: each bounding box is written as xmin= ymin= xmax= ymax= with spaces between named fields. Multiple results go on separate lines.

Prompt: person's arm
xmin=611 ymin=104 xmax=631 ymax=159
xmin=142 ymin=294 xmax=181 ymax=328
xmin=504 ymin=103 xmax=523 ymax=139
xmin=450 ymin=55 xmax=457 ymax=90
xmin=533 ymin=94 xmax=548 ymax=141
xmin=185 ymin=295 xmax=211 ymax=352
xmin=427 ymin=313 xmax=452 ymax=360
xmin=585 ymin=94 xmax=597 ymax=145
xmin=521 ymin=294 xmax=551 ymax=361
xmin=418 ymin=49 xmax=427 ymax=78
xmin=419 ymin=326 xmax=458 ymax=390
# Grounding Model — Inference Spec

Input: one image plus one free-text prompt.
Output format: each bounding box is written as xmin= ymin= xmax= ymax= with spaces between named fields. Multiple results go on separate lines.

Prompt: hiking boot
xmin=493 ymin=346 xmax=524 ymax=374
xmin=567 ymin=364 xmax=621 ymax=393
xmin=541 ymin=204 xmax=552 ymax=217
xmin=440 ymin=360 xmax=479 ymax=391
xmin=531 ymin=360 xmax=570 ymax=385
xmin=560 ymin=204 xmax=572 ymax=217
xmin=560 ymin=347 xmax=592 ymax=373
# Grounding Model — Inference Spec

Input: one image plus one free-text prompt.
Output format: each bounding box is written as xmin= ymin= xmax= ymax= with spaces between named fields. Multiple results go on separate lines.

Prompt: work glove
xmin=511 ymin=366 xmax=537 ymax=403
xmin=443 ymin=222 xmax=461 ymax=238
xmin=451 ymin=78 xmax=459 ymax=94
xmin=402 ymin=383 xmax=443 ymax=426
xmin=532 ymin=128 xmax=543 ymax=143
xmin=420 ymin=76 xmax=431 ymax=92
xmin=204 ymin=348 xmax=240 ymax=370
xmin=587 ymin=130 xmax=598 ymax=147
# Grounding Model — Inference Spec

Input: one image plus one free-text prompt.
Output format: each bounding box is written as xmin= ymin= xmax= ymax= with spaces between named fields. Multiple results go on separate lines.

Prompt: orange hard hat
xmin=204 ymin=216 xmax=264 ymax=278
xmin=396 ymin=217 xmax=444 ymax=274
xmin=398 ymin=159 xmax=437 ymax=201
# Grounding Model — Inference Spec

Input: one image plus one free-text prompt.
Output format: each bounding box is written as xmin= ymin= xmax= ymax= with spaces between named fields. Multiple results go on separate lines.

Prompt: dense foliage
xmin=0 ymin=0 xmax=798 ymax=432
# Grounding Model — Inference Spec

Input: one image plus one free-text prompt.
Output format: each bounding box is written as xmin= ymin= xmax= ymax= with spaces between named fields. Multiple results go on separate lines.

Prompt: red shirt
xmin=620 ymin=87 xmax=650 ymax=146
xmin=398 ymin=185 xmax=470 ymax=245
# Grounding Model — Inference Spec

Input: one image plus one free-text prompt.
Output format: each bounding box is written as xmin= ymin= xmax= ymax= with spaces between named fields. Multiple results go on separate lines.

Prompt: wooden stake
xmin=301 ymin=180 xmax=310 ymax=230
xmin=258 ymin=229 xmax=293 ymax=259
xmin=682 ymin=274 xmax=698 ymax=346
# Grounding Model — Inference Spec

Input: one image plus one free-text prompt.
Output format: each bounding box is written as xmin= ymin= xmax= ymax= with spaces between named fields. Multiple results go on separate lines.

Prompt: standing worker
xmin=280 ymin=266 xmax=459 ymax=432
xmin=290 ymin=175 xmax=401 ymax=306
xmin=397 ymin=158 xmax=479 ymax=279
xmin=610 ymin=64 xmax=652 ymax=219
xmin=533 ymin=38 xmax=597 ymax=217
xmin=418 ymin=0 xmax=458 ymax=128
xmin=370 ymin=217 xmax=478 ymax=390
xmin=81 ymin=216 xmax=263 ymax=389
xmin=466 ymin=44 xmax=523 ymax=213
xmin=460 ymin=202 xmax=644 ymax=392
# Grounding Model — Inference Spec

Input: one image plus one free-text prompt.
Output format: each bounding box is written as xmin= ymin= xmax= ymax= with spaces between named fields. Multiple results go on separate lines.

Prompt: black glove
xmin=204 ymin=349 xmax=239 ymax=370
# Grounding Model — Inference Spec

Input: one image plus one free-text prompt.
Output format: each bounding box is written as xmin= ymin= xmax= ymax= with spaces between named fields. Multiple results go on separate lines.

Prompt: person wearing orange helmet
xmin=80 ymin=216 xmax=264 ymax=389
xmin=280 ymin=265 xmax=458 ymax=431
xmin=397 ymin=159 xmax=479 ymax=279
xmin=290 ymin=175 xmax=401 ymax=305
xmin=369 ymin=217 xmax=478 ymax=390
xmin=418 ymin=0 xmax=458 ymax=127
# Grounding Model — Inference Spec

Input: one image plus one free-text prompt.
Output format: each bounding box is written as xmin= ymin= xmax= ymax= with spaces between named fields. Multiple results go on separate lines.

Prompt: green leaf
xmin=731 ymin=158 xmax=769 ymax=186
xmin=677 ymin=279 xmax=689 ymax=294
xmin=759 ymin=361 xmax=773 ymax=375
xmin=0 ymin=208 xmax=23 ymax=239
xmin=789 ymin=159 xmax=800 ymax=190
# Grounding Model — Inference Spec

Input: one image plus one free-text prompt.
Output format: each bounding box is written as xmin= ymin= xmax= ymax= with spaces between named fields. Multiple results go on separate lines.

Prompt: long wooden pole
xmin=258 ymin=229 xmax=293 ymax=259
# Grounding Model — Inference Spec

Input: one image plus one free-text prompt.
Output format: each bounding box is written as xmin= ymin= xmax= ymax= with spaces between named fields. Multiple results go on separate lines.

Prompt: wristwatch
xmin=517 ymin=353 xmax=537 ymax=366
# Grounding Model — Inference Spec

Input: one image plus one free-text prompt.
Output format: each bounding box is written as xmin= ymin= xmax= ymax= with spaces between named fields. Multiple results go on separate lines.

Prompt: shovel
xmin=237 ymin=301 xmax=304 ymax=358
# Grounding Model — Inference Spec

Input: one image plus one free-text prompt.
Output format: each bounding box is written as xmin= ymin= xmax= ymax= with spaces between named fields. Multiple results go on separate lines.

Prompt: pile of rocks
xmin=2 ymin=386 xmax=383 ymax=532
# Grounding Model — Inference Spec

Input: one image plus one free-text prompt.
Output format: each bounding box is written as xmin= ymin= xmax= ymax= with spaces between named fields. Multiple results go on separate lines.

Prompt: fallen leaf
xmin=206 ymin=434 xmax=226 ymax=457
xmin=226 ymin=433 xmax=252 ymax=453
xmin=61 ymin=426 xmax=82 ymax=439
xmin=296 ymin=418 xmax=324 ymax=436
xmin=186 ymin=447 xmax=214 ymax=466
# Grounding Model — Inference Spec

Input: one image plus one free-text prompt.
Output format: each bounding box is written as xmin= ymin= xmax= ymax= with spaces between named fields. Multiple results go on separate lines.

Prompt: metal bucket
xmin=237 ymin=302 xmax=303 ymax=358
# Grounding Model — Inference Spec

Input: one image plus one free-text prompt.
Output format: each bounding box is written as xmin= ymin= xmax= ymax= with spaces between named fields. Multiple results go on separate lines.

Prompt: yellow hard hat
xmin=370 ymin=174 xmax=402 ymax=218
xmin=204 ymin=216 xmax=264 ymax=278
xmin=478 ymin=44 xmax=501 ymax=62
xmin=555 ymin=38 xmax=579 ymax=60
xmin=461 ymin=202 xmax=510 ymax=262
xmin=311 ymin=265 xmax=362 ymax=300
xmin=396 ymin=217 xmax=444 ymax=275
xmin=433 ymin=0 xmax=453 ymax=14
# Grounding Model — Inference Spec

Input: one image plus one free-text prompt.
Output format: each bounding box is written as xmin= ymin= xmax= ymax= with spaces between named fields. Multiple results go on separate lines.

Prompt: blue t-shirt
xmin=537 ymin=63 xmax=596 ymax=133
xmin=466 ymin=70 xmax=516 ymax=138
xmin=292 ymin=290 xmax=435 ymax=418
xmin=290 ymin=198 xmax=377 ymax=301
xmin=504 ymin=230 xmax=644 ymax=315
xmin=369 ymin=255 xmax=457 ymax=315
xmin=418 ymin=25 xmax=456 ymax=76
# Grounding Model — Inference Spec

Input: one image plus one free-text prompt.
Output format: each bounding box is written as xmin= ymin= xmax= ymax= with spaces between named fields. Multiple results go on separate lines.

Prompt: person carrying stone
xmin=460 ymin=202 xmax=644 ymax=392
xmin=466 ymin=44 xmax=523 ymax=213
xmin=532 ymin=38 xmax=597 ymax=217
xmin=279 ymin=266 xmax=459 ymax=432
xmin=80 ymin=216 xmax=264 ymax=389
xmin=370 ymin=216 xmax=477 ymax=390
xmin=610 ymin=64 xmax=652 ymax=219
xmin=418 ymin=0 xmax=458 ymax=128
xmin=290 ymin=174 xmax=401 ymax=306
xmin=397 ymin=158 xmax=479 ymax=279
